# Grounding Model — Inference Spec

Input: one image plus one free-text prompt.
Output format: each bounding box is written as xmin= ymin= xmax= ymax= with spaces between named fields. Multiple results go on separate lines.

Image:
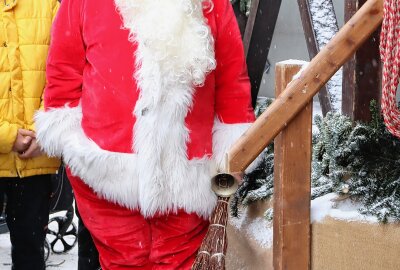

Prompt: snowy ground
xmin=229 ymin=192 xmax=378 ymax=251
xmin=0 ymin=211 xmax=78 ymax=269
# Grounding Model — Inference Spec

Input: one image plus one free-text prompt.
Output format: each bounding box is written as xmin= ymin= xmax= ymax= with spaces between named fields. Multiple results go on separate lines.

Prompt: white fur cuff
xmin=34 ymin=105 xmax=140 ymax=210
xmin=212 ymin=118 xmax=262 ymax=173
xmin=34 ymin=106 xmax=217 ymax=217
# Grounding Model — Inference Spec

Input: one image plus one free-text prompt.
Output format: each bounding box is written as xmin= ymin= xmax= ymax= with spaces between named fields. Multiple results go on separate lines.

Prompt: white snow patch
xmin=226 ymin=193 xmax=381 ymax=253
xmin=311 ymin=193 xmax=379 ymax=223
xmin=309 ymin=0 xmax=338 ymax=49
xmin=0 ymin=212 xmax=78 ymax=269
xmin=0 ymin=233 xmax=11 ymax=268
xmin=292 ymin=61 xmax=310 ymax=81
xmin=229 ymin=208 xmax=273 ymax=248
xmin=279 ymin=59 xmax=309 ymax=66
xmin=326 ymin=69 xmax=343 ymax=112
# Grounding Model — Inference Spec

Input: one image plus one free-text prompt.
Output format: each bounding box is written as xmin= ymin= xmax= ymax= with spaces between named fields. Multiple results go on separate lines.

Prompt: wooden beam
xmin=243 ymin=0 xmax=260 ymax=56
xmin=342 ymin=0 xmax=382 ymax=122
xmin=245 ymin=0 xmax=282 ymax=107
xmin=227 ymin=0 xmax=383 ymax=173
xmin=297 ymin=0 xmax=332 ymax=116
xmin=273 ymin=62 xmax=311 ymax=270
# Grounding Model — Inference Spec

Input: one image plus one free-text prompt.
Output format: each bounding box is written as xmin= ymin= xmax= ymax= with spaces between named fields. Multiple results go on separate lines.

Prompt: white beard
xmin=114 ymin=0 xmax=216 ymax=87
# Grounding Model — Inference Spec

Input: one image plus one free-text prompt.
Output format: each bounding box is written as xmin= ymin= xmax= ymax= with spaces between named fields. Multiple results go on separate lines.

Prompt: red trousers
xmin=68 ymin=172 xmax=208 ymax=269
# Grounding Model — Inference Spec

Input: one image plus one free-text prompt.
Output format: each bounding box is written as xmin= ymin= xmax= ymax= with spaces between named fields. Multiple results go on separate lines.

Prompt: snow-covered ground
xmin=0 ymin=211 xmax=78 ymax=269
xmin=229 ymin=207 xmax=273 ymax=249
xmin=311 ymin=193 xmax=378 ymax=224
xmin=229 ymin=192 xmax=378 ymax=250
xmin=0 ymin=233 xmax=78 ymax=269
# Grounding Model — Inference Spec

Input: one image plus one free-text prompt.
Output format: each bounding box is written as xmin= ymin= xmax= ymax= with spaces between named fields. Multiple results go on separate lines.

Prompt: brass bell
xmin=211 ymin=173 xmax=238 ymax=197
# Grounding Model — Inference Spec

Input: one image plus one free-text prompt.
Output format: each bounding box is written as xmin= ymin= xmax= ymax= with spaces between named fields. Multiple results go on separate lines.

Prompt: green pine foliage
xmin=230 ymin=146 xmax=274 ymax=217
xmin=254 ymin=97 xmax=273 ymax=117
xmin=231 ymin=98 xmax=274 ymax=217
xmin=230 ymin=0 xmax=252 ymax=16
xmin=311 ymin=112 xmax=354 ymax=198
xmin=312 ymin=101 xmax=400 ymax=222
xmin=232 ymin=99 xmax=400 ymax=223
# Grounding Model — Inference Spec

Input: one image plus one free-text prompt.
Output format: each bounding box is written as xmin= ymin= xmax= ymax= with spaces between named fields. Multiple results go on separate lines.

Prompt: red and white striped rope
xmin=380 ymin=0 xmax=400 ymax=138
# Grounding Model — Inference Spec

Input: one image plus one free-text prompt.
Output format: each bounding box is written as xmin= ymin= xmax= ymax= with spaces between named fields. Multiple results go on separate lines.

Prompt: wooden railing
xmin=227 ymin=0 xmax=384 ymax=269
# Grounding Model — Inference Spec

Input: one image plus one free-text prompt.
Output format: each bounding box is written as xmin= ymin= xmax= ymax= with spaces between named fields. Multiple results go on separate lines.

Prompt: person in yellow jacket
xmin=0 ymin=0 xmax=59 ymax=269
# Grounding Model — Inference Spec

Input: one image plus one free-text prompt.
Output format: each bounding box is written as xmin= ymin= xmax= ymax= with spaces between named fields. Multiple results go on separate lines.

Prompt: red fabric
xmin=68 ymin=170 xmax=208 ymax=270
xmin=44 ymin=0 xmax=255 ymax=158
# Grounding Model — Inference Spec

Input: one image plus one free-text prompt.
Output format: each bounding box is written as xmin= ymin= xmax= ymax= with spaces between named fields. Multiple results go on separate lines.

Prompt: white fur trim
xmin=35 ymin=105 xmax=139 ymax=210
xmin=114 ymin=0 xmax=217 ymax=217
xmin=35 ymin=105 xmax=217 ymax=217
xmin=212 ymin=118 xmax=262 ymax=173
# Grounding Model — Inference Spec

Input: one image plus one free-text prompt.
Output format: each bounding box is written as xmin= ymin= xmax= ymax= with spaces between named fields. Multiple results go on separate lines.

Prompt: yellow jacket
xmin=0 ymin=0 xmax=60 ymax=177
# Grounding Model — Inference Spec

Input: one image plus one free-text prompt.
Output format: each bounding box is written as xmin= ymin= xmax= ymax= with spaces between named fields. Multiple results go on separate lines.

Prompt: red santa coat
xmin=35 ymin=0 xmax=255 ymax=218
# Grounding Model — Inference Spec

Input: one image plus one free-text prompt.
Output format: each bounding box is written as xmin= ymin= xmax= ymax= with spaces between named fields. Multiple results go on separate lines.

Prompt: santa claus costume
xmin=35 ymin=0 xmax=255 ymax=268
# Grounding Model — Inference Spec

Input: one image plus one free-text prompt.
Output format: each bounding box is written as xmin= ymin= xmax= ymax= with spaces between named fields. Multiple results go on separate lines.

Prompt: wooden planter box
xmin=312 ymin=217 xmax=400 ymax=270
xmin=226 ymin=202 xmax=400 ymax=270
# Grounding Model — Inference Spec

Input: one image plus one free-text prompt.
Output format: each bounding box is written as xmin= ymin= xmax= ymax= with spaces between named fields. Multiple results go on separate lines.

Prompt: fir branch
xmin=230 ymin=98 xmax=274 ymax=217
xmin=230 ymin=0 xmax=252 ymax=17
xmin=233 ymin=99 xmax=400 ymax=223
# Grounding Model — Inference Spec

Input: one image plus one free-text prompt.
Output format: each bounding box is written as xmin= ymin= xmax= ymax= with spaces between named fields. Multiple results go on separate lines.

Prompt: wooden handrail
xmin=227 ymin=0 xmax=383 ymax=173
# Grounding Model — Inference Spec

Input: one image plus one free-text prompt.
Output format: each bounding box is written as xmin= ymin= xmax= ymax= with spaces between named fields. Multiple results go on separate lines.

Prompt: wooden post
xmin=227 ymin=0 xmax=383 ymax=173
xmin=244 ymin=0 xmax=282 ymax=107
xmin=342 ymin=0 xmax=382 ymax=122
xmin=273 ymin=62 xmax=312 ymax=270
xmin=297 ymin=0 xmax=332 ymax=116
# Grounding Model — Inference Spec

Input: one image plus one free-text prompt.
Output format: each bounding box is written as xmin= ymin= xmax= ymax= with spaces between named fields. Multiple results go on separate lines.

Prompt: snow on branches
xmin=233 ymin=99 xmax=400 ymax=223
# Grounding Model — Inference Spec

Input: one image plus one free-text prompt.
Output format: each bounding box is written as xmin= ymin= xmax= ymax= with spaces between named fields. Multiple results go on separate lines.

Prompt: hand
xmin=12 ymin=129 xmax=35 ymax=153
xmin=18 ymin=137 xmax=43 ymax=159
